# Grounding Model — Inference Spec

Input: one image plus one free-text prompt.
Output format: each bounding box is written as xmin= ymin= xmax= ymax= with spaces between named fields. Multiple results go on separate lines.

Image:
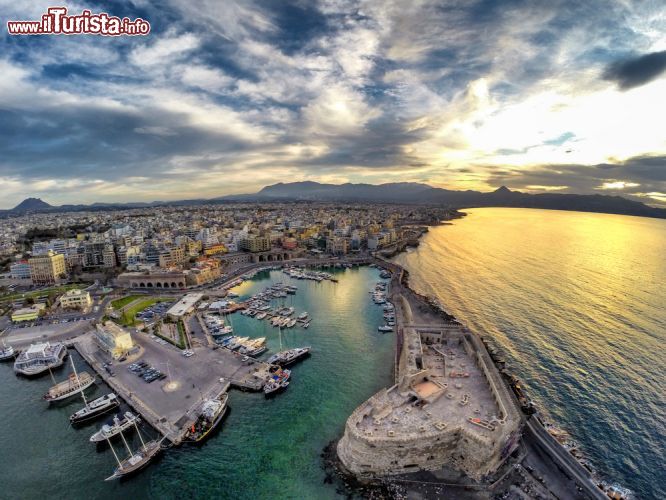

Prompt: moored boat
xmin=267 ymin=347 xmax=311 ymax=367
xmin=70 ymin=393 xmax=120 ymax=424
xmin=44 ymin=370 xmax=95 ymax=402
xmin=184 ymin=393 xmax=229 ymax=443
xmin=90 ymin=412 xmax=140 ymax=443
xmin=14 ymin=342 xmax=67 ymax=376
xmin=0 ymin=343 xmax=15 ymax=361
xmin=105 ymin=439 xmax=161 ymax=481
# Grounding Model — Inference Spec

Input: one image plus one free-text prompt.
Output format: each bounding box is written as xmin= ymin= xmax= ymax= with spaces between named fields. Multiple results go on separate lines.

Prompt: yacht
xmin=14 ymin=342 xmax=67 ymax=377
xmin=256 ymin=312 xmax=267 ymax=320
xmin=185 ymin=393 xmax=229 ymax=443
xmin=267 ymin=347 xmax=311 ymax=367
xmin=70 ymin=393 xmax=120 ymax=424
xmin=297 ymin=312 xmax=309 ymax=320
xmin=44 ymin=370 xmax=95 ymax=402
xmin=378 ymin=325 xmax=394 ymax=333
xmin=90 ymin=412 xmax=140 ymax=443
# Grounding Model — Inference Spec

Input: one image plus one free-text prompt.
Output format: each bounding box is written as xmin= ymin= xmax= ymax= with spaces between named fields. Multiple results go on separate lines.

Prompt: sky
xmin=1 ymin=0 xmax=665 ymax=209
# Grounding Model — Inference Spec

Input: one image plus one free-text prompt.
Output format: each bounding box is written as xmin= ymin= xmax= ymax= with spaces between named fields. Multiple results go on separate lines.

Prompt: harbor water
xmin=394 ymin=207 xmax=666 ymax=499
xmin=0 ymin=266 xmax=394 ymax=499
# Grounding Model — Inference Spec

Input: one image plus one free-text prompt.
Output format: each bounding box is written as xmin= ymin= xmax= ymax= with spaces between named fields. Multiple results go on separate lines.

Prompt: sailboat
xmin=44 ymin=357 xmax=95 ymax=402
xmin=104 ymin=420 xmax=162 ymax=480
xmin=69 ymin=358 xmax=119 ymax=424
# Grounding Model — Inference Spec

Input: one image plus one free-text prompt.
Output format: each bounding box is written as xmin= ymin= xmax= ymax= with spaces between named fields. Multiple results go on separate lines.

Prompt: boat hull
xmin=71 ymin=400 xmax=120 ymax=424
xmin=104 ymin=442 xmax=162 ymax=481
xmin=185 ymin=405 xmax=229 ymax=444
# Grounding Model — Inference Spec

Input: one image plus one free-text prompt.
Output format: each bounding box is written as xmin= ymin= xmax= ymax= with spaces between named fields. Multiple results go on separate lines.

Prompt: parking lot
xmin=77 ymin=330 xmax=272 ymax=440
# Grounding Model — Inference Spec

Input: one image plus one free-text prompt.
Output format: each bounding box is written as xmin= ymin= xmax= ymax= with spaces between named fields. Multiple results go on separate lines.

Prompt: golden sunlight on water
xmin=393 ymin=208 xmax=666 ymax=499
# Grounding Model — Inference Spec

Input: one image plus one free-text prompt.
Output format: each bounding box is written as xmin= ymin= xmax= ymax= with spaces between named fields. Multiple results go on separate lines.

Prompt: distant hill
xmin=219 ymin=181 xmax=666 ymax=218
xmin=11 ymin=198 xmax=52 ymax=212
xmin=3 ymin=182 xmax=665 ymax=219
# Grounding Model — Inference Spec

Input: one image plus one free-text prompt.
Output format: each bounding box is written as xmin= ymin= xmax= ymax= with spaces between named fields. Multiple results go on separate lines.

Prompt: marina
xmin=0 ymin=265 xmax=394 ymax=496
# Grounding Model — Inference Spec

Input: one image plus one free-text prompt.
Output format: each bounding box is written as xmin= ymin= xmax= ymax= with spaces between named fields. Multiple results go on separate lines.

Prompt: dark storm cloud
xmin=485 ymin=155 xmax=666 ymax=204
xmin=603 ymin=51 xmax=666 ymax=90
xmin=0 ymin=0 xmax=664 ymax=207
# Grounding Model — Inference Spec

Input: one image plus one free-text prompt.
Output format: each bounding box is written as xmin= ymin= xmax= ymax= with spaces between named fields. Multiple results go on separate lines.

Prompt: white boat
xmin=297 ymin=312 xmax=309 ymax=320
xmin=287 ymin=319 xmax=297 ymax=328
xmin=378 ymin=325 xmax=394 ymax=332
xmin=267 ymin=346 xmax=311 ymax=367
xmin=70 ymin=393 xmax=120 ymax=424
xmin=0 ymin=343 xmax=15 ymax=361
xmin=256 ymin=312 xmax=267 ymax=320
xmin=90 ymin=412 xmax=140 ymax=442
xmin=14 ymin=342 xmax=67 ymax=377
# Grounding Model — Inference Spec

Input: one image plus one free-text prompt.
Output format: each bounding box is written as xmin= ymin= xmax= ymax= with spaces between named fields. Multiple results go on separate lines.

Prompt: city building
xmin=11 ymin=304 xmax=45 ymax=322
xmin=9 ymin=261 xmax=31 ymax=280
xmin=240 ymin=235 xmax=271 ymax=253
xmin=166 ymin=293 xmax=204 ymax=320
xmin=60 ymin=289 xmax=92 ymax=310
xmin=29 ymin=250 xmax=67 ymax=285
xmin=94 ymin=322 xmax=135 ymax=359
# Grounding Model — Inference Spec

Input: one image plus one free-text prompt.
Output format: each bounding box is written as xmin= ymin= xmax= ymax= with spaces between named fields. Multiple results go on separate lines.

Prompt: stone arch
xmin=171 ymin=282 xmax=177 ymax=288
xmin=178 ymin=282 xmax=185 ymax=288
xmin=155 ymin=282 xmax=162 ymax=288
xmin=147 ymin=282 xmax=153 ymax=288
xmin=131 ymin=282 xmax=138 ymax=288
xmin=163 ymin=282 xmax=169 ymax=288
xmin=259 ymin=254 xmax=266 ymax=262
xmin=267 ymin=254 xmax=274 ymax=262
xmin=283 ymin=253 xmax=289 ymax=261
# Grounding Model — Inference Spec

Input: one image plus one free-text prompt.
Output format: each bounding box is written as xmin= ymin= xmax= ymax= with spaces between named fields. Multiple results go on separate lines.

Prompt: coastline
xmin=324 ymin=218 xmax=616 ymax=500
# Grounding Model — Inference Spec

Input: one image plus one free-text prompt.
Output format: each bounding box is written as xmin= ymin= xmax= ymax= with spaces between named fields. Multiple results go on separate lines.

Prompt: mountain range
xmin=3 ymin=182 xmax=665 ymax=219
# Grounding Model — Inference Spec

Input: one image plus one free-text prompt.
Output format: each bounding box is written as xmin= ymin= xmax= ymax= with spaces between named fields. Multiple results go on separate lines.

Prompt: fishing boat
xmin=267 ymin=346 xmax=311 ymax=367
xmin=14 ymin=342 xmax=67 ymax=376
xmin=0 ymin=343 xmax=15 ymax=361
xmin=70 ymin=393 xmax=120 ymax=424
xmin=90 ymin=412 xmax=140 ymax=443
xmin=297 ymin=312 xmax=309 ymax=320
xmin=378 ymin=325 xmax=394 ymax=332
xmin=105 ymin=426 xmax=162 ymax=481
xmin=256 ymin=312 xmax=267 ymax=320
xmin=44 ymin=363 xmax=95 ymax=402
xmin=184 ymin=393 xmax=229 ymax=443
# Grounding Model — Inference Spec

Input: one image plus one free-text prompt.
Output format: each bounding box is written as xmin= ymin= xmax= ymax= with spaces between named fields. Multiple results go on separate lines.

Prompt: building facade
xmin=29 ymin=250 xmax=67 ymax=285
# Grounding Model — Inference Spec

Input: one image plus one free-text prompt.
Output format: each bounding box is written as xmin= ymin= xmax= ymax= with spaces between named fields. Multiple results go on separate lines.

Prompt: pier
xmin=73 ymin=329 xmax=270 ymax=444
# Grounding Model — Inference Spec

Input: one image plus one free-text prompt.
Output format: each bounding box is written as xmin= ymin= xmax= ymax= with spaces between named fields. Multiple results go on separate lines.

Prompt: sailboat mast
xmin=106 ymin=437 xmax=123 ymax=468
xmin=71 ymin=356 xmax=88 ymax=407
xmin=133 ymin=421 xmax=147 ymax=452
xmin=118 ymin=428 xmax=133 ymax=458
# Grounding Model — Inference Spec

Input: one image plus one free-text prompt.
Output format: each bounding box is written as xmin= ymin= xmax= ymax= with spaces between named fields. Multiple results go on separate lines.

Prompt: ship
xmin=70 ymin=393 xmax=120 ymax=424
xmin=14 ymin=342 xmax=67 ymax=377
xmin=105 ymin=438 xmax=162 ymax=481
xmin=378 ymin=325 xmax=394 ymax=332
xmin=90 ymin=412 xmax=140 ymax=443
xmin=0 ymin=343 xmax=15 ymax=361
xmin=44 ymin=370 xmax=95 ymax=402
xmin=184 ymin=393 xmax=229 ymax=443
xmin=267 ymin=347 xmax=311 ymax=367
xmin=264 ymin=366 xmax=291 ymax=396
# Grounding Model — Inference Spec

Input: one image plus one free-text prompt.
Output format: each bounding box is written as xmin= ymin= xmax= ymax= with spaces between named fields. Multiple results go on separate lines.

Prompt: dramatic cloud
xmin=603 ymin=50 xmax=666 ymax=90
xmin=0 ymin=0 xmax=665 ymax=208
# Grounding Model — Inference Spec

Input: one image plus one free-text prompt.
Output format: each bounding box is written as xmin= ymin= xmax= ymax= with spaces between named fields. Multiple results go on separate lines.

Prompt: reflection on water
xmin=0 ymin=267 xmax=394 ymax=499
xmin=393 ymin=208 xmax=666 ymax=499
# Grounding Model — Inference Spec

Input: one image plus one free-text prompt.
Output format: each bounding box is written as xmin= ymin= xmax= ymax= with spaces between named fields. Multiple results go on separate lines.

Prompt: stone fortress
xmin=337 ymin=292 xmax=524 ymax=481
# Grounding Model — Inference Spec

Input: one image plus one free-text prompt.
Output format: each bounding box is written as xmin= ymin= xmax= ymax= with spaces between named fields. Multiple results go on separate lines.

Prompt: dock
xmin=73 ymin=329 xmax=270 ymax=444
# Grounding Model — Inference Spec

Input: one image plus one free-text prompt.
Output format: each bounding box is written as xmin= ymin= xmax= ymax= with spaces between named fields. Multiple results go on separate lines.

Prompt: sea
xmin=393 ymin=207 xmax=666 ymax=499
xmin=0 ymin=266 xmax=394 ymax=499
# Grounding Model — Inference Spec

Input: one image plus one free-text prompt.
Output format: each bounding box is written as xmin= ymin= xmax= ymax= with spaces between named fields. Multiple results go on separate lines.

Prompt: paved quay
xmin=74 ymin=330 xmax=270 ymax=444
